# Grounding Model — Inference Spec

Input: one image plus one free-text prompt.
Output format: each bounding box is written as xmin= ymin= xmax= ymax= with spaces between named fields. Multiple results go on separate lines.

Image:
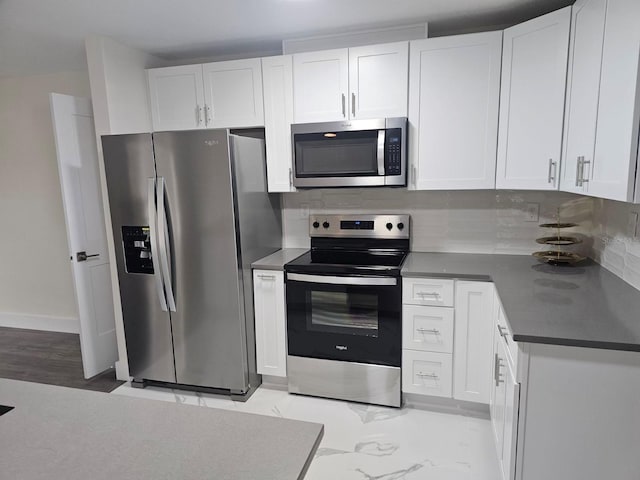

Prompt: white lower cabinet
xmin=402 ymin=279 xmax=493 ymax=405
xmin=402 ymin=350 xmax=453 ymax=397
xmin=253 ymin=269 xmax=287 ymax=377
xmin=491 ymin=324 xmax=520 ymax=480
xmin=453 ymin=281 xmax=495 ymax=403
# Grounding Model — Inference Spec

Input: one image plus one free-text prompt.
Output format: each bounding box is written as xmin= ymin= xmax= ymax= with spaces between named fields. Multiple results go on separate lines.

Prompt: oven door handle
xmin=287 ymin=273 xmax=397 ymax=286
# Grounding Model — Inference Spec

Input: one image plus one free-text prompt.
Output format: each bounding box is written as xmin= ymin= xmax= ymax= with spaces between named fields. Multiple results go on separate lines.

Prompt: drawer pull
xmin=257 ymin=274 xmax=276 ymax=280
xmin=417 ymin=291 xmax=440 ymax=297
xmin=417 ymin=372 xmax=439 ymax=379
xmin=416 ymin=328 xmax=440 ymax=335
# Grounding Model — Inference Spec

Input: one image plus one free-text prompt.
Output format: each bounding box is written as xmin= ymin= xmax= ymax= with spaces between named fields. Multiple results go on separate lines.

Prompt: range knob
xmin=397 ymin=222 xmax=405 ymax=230
xmin=312 ymin=221 xmax=320 ymax=229
xmin=322 ymin=221 xmax=330 ymax=229
xmin=386 ymin=222 xmax=393 ymax=231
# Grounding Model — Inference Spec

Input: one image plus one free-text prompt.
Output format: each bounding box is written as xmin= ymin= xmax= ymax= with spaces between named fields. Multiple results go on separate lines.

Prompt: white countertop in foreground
xmin=0 ymin=379 xmax=323 ymax=480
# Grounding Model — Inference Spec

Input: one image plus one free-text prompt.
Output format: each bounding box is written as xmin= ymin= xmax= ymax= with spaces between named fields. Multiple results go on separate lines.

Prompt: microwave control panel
xmin=385 ymin=129 xmax=402 ymax=176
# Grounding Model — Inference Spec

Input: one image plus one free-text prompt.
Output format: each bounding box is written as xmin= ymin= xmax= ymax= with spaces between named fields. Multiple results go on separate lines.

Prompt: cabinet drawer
xmin=402 ymin=350 xmax=452 ymax=397
xmin=402 ymin=278 xmax=454 ymax=306
xmin=402 ymin=305 xmax=454 ymax=353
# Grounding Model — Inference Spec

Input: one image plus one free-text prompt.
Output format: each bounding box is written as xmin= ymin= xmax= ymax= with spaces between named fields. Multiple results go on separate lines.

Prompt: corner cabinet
xmin=408 ymin=32 xmax=502 ymax=190
xmin=293 ymin=42 xmax=408 ymax=123
xmin=253 ymin=270 xmax=287 ymax=377
xmin=496 ymin=7 xmax=571 ymax=190
xmin=561 ymin=0 xmax=640 ymax=202
xmin=262 ymin=55 xmax=295 ymax=193
xmin=148 ymin=58 xmax=264 ymax=131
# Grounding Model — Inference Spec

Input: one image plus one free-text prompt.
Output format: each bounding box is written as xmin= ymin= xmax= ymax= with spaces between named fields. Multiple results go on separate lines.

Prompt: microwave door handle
xmin=377 ymin=130 xmax=386 ymax=175
xmin=287 ymin=273 xmax=397 ymax=286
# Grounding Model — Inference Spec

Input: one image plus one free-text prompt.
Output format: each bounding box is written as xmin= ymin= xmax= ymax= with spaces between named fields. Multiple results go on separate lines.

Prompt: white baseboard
xmin=0 ymin=312 xmax=79 ymax=334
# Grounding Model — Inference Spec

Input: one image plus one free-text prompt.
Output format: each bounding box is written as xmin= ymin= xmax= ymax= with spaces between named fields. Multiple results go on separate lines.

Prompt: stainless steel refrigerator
xmin=102 ymin=129 xmax=281 ymax=395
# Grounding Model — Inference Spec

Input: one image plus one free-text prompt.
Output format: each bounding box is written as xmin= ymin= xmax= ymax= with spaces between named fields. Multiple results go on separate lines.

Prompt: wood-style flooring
xmin=0 ymin=327 xmax=123 ymax=392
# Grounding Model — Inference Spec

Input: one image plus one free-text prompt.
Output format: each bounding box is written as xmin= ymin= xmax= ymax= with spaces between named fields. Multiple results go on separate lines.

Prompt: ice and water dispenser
xmin=121 ymin=226 xmax=154 ymax=274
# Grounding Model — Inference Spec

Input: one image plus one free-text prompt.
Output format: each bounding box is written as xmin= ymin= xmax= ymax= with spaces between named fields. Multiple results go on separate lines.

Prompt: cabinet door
xmin=349 ymin=42 xmax=408 ymax=119
xmin=148 ymin=65 xmax=205 ymax=131
xmin=253 ymin=270 xmax=287 ymax=377
xmin=589 ymin=0 xmax=640 ymax=201
xmin=293 ymin=48 xmax=349 ymax=123
xmin=496 ymin=8 xmax=571 ymax=190
xmin=262 ymin=55 xmax=295 ymax=193
xmin=453 ymin=281 xmax=495 ymax=404
xmin=408 ymin=32 xmax=502 ymax=190
xmin=202 ymin=58 xmax=264 ymax=128
xmin=560 ymin=0 xmax=607 ymax=195
xmin=502 ymin=359 xmax=520 ymax=480
xmin=491 ymin=332 xmax=508 ymax=480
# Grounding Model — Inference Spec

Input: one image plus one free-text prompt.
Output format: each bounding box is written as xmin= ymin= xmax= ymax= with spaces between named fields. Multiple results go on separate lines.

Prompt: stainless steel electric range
xmin=284 ymin=214 xmax=409 ymax=408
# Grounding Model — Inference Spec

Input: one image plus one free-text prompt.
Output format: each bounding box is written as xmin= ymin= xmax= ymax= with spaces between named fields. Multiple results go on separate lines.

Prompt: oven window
xmin=308 ymin=291 xmax=379 ymax=337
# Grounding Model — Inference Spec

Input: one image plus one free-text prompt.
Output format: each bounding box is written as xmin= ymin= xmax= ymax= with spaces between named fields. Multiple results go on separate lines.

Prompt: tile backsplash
xmin=591 ymin=199 xmax=640 ymax=291
xmin=282 ymin=188 xmax=594 ymax=256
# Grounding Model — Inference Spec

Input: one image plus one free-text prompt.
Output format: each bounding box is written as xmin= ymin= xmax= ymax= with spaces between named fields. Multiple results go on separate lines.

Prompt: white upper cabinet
xmin=408 ymin=32 xmax=502 ymax=190
xmin=560 ymin=0 xmax=607 ymax=194
xmin=148 ymin=65 xmax=205 ymax=131
xmin=202 ymin=58 xmax=264 ymax=128
xmin=348 ymin=42 xmax=408 ymax=119
xmin=292 ymin=42 xmax=409 ymax=123
xmin=589 ymin=0 xmax=640 ymax=202
xmin=496 ymin=7 xmax=571 ymax=190
xmin=262 ymin=55 xmax=295 ymax=193
xmin=293 ymin=48 xmax=349 ymax=123
xmin=148 ymin=59 xmax=263 ymax=131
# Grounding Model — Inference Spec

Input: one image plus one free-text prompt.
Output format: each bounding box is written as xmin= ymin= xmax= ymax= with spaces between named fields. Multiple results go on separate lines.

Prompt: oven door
xmin=286 ymin=273 xmax=401 ymax=367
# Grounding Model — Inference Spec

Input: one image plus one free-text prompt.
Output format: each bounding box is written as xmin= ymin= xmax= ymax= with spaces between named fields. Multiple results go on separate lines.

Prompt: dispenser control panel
xmin=122 ymin=226 xmax=154 ymax=274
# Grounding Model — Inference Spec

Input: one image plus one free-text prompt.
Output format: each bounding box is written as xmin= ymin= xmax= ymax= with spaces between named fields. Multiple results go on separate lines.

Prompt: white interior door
xmin=50 ymin=93 xmax=118 ymax=379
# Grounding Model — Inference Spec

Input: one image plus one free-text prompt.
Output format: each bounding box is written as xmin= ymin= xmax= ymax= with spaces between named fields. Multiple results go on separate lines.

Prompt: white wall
xmin=591 ymin=199 xmax=640 ymax=291
xmin=0 ymin=71 xmax=92 ymax=332
xmin=282 ymin=188 xmax=594 ymax=256
xmin=85 ymin=35 xmax=166 ymax=380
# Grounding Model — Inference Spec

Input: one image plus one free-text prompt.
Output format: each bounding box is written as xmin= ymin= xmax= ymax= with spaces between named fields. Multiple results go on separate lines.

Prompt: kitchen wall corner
xmin=591 ymin=199 xmax=640 ymax=291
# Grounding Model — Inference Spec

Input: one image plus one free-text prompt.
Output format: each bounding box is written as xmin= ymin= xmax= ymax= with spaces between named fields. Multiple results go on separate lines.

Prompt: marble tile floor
xmin=112 ymin=383 xmax=501 ymax=480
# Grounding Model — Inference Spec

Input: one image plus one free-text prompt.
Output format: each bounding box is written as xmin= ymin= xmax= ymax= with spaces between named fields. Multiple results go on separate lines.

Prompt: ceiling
xmin=0 ymin=0 xmax=573 ymax=78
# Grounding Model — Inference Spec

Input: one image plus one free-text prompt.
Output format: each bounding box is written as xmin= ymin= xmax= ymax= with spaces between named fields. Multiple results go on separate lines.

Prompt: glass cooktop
xmin=285 ymin=249 xmax=407 ymax=275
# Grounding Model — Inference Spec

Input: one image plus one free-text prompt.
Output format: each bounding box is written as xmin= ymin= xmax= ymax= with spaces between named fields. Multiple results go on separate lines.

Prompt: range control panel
xmin=122 ymin=226 xmax=154 ymax=274
xmin=309 ymin=214 xmax=410 ymax=239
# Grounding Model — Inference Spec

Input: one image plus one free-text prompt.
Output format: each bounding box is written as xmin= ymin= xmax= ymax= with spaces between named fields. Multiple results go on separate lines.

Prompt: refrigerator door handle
xmin=147 ymin=178 xmax=168 ymax=311
xmin=156 ymin=177 xmax=177 ymax=312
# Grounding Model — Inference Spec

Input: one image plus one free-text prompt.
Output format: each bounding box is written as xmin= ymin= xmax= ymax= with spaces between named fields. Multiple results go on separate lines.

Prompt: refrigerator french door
xmin=102 ymin=130 xmax=281 ymax=394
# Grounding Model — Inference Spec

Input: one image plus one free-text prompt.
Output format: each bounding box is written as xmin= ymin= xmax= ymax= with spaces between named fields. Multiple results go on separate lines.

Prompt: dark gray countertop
xmin=402 ymin=252 xmax=640 ymax=352
xmin=0 ymin=379 xmax=323 ymax=480
xmin=251 ymin=248 xmax=308 ymax=271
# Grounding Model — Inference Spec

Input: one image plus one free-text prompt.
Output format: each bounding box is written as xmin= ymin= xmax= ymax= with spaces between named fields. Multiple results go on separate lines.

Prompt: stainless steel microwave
xmin=291 ymin=117 xmax=407 ymax=188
